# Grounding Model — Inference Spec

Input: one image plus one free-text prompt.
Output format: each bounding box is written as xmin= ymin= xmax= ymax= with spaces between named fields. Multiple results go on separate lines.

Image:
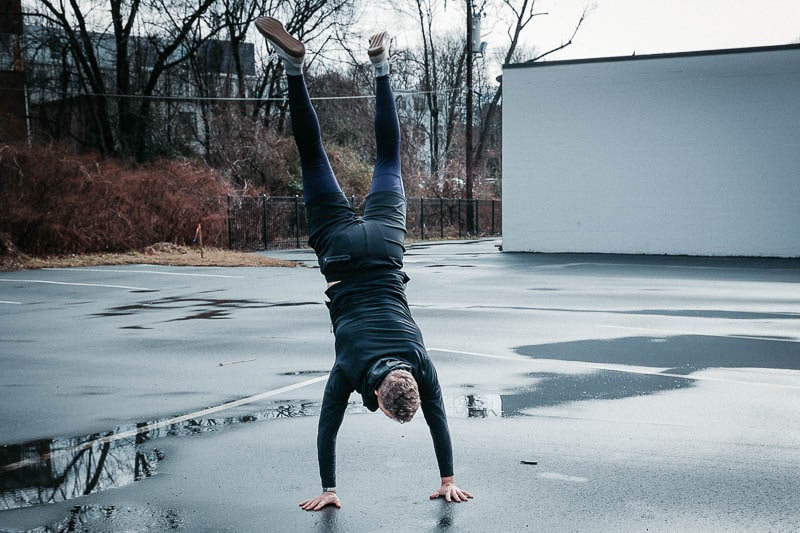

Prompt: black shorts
xmin=306 ymin=191 xmax=407 ymax=282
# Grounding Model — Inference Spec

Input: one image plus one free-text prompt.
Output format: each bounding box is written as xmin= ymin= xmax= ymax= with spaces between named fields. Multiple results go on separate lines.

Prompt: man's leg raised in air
xmin=368 ymin=31 xmax=403 ymax=197
xmin=255 ymin=17 xmax=341 ymax=203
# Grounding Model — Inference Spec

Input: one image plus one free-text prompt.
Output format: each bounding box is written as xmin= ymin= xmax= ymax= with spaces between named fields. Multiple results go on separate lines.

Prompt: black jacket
xmin=317 ymin=269 xmax=453 ymax=489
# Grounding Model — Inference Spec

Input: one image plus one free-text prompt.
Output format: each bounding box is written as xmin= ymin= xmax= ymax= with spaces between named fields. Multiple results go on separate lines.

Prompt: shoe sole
xmin=255 ymin=17 xmax=305 ymax=58
xmin=368 ymin=31 xmax=388 ymax=58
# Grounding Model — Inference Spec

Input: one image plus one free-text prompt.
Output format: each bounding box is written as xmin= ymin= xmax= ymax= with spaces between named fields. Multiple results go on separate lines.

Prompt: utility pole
xmin=465 ymin=0 xmax=474 ymax=234
xmin=465 ymin=2 xmax=486 ymax=235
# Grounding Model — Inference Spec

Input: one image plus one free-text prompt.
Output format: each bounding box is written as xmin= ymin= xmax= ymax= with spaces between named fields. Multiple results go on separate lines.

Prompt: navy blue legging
xmin=287 ymin=74 xmax=403 ymax=202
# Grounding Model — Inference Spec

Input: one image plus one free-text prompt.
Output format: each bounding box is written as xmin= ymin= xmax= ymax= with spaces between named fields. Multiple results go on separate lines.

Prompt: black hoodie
xmin=317 ymin=269 xmax=453 ymax=489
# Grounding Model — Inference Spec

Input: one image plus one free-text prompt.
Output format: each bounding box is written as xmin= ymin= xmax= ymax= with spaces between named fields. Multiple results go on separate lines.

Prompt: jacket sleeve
xmin=317 ymin=368 xmax=352 ymax=489
xmin=418 ymin=361 xmax=455 ymax=479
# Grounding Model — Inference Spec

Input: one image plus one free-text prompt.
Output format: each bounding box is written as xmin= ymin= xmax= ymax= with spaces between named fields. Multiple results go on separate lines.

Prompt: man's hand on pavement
xmin=430 ymin=476 xmax=474 ymax=503
xmin=299 ymin=491 xmax=341 ymax=511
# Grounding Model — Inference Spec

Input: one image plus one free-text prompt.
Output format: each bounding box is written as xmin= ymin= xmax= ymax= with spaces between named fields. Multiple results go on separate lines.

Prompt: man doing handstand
xmin=255 ymin=17 xmax=473 ymax=511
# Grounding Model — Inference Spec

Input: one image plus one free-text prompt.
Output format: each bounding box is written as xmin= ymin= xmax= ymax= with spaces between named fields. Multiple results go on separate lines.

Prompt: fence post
xmin=262 ymin=194 xmax=269 ymax=250
xmin=295 ymin=195 xmax=301 ymax=248
xmin=439 ymin=197 xmax=444 ymax=239
xmin=475 ymin=199 xmax=480 ymax=236
xmin=458 ymin=198 xmax=462 ymax=238
xmin=420 ymin=197 xmax=425 ymax=240
xmin=227 ymin=195 xmax=233 ymax=249
xmin=491 ymin=199 xmax=495 ymax=235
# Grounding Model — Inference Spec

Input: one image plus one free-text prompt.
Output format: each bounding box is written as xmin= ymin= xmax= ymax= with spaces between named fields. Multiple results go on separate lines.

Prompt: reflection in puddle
xmin=443 ymin=395 xmax=503 ymax=418
xmin=0 ymin=401 xmax=320 ymax=511
xmin=26 ymin=504 xmax=184 ymax=532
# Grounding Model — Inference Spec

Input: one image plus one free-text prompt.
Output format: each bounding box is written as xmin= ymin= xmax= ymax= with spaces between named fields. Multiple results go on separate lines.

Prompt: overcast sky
xmin=361 ymin=0 xmax=800 ymax=63
xmin=528 ymin=0 xmax=800 ymax=60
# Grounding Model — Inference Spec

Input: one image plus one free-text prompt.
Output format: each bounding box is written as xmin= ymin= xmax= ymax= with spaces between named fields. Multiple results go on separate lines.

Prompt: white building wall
xmin=501 ymin=45 xmax=800 ymax=257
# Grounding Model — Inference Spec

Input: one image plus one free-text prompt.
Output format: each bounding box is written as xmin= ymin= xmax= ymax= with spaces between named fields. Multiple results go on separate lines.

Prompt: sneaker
xmin=368 ymin=31 xmax=389 ymax=64
xmin=255 ymin=16 xmax=305 ymax=70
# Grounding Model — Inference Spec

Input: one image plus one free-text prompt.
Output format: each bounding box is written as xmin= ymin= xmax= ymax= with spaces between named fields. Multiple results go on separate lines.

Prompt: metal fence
xmin=227 ymin=195 xmax=502 ymax=250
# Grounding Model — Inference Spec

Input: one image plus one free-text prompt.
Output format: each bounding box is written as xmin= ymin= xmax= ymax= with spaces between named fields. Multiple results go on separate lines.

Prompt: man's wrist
xmin=322 ymin=487 xmax=336 ymax=493
xmin=440 ymin=476 xmax=454 ymax=485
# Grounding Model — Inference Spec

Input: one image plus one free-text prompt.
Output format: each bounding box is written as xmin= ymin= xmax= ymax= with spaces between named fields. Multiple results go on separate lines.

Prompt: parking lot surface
xmin=1 ymin=240 xmax=799 ymax=531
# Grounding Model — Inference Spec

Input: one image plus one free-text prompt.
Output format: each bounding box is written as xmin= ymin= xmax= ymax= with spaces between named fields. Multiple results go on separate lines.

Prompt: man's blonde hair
xmin=378 ymin=369 xmax=420 ymax=423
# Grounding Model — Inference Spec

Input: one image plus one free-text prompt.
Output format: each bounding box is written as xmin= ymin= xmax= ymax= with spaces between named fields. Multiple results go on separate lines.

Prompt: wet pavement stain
xmin=472 ymin=334 xmax=800 ymax=417
xmin=500 ymin=371 xmax=694 ymax=417
xmin=92 ymin=296 xmax=321 ymax=322
xmin=516 ymin=335 xmax=800 ymax=372
xmin=443 ymin=334 xmax=800 ymax=419
xmin=468 ymin=305 xmax=800 ymax=321
xmin=604 ymin=309 xmax=798 ymax=320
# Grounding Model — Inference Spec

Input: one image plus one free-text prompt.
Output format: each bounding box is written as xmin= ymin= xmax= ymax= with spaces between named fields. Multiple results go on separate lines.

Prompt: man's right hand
xmin=299 ymin=491 xmax=341 ymax=511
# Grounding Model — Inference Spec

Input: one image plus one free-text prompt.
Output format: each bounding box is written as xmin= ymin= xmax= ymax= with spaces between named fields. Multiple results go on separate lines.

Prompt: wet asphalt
xmin=1 ymin=239 xmax=799 ymax=532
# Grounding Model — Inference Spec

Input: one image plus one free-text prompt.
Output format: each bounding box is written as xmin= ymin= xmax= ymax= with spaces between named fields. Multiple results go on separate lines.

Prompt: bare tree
xmin=250 ymin=0 xmax=355 ymax=127
xmin=30 ymin=0 xmax=222 ymax=159
xmin=471 ymin=0 xmax=588 ymax=192
xmin=194 ymin=0 xmax=357 ymax=191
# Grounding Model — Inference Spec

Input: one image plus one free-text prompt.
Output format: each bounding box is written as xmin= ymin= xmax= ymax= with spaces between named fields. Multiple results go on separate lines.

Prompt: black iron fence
xmin=227 ymin=195 xmax=502 ymax=250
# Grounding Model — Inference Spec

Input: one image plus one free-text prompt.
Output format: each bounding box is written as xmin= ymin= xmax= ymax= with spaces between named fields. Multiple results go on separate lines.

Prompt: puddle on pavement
xmin=27 ymin=504 xmax=184 ymax=532
xmin=516 ymin=335 xmax=800 ymax=372
xmin=489 ymin=334 xmax=800 ymax=417
xmin=497 ymin=371 xmax=694 ymax=417
xmin=93 ymin=296 xmax=320 ymax=322
xmin=0 ymin=400 xmax=324 ymax=511
xmin=445 ymin=373 xmax=691 ymax=418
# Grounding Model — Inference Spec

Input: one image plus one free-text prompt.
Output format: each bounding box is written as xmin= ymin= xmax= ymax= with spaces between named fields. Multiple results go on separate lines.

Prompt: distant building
xmin=21 ymin=21 xmax=256 ymax=153
xmin=502 ymin=44 xmax=800 ymax=257
xmin=0 ymin=0 xmax=27 ymax=142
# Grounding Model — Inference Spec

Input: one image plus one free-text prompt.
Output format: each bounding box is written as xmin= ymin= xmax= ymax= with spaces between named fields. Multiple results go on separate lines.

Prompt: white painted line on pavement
xmin=430 ymin=347 xmax=800 ymax=390
xmin=47 ymin=268 xmax=244 ymax=279
xmin=429 ymin=347 xmax=528 ymax=362
xmin=0 ymin=300 xmax=22 ymax=305
xmin=0 ymin=279 xmax=153 ymax=291
xmin=0 ymin=375 xmax=328 ymax=473
xmin=598 ymin=324 xmax=800 ymax=342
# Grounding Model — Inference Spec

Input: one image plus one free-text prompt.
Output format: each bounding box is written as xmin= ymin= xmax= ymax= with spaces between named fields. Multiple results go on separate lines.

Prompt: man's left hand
xmin=430 ymin=476 xmax=473 ymax=503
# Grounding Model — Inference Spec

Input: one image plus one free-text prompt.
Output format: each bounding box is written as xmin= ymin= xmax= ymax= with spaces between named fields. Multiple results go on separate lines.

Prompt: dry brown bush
xmin=0 ymin=142 xmax=235 ymax=255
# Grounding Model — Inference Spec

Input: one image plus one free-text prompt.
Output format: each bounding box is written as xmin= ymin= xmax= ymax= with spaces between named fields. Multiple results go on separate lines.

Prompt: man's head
xmin=375 ymin=369 xmax=420 ymax=423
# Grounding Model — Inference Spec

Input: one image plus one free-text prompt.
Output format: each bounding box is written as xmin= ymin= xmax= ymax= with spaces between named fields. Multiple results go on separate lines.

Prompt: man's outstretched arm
xmin=420 ymin=376 xmax=473 ymax=503
xmin=300 ymin=376 xmax=349 ymax=511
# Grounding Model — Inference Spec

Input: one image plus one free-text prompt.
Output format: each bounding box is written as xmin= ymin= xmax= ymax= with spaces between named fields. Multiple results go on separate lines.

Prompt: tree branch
xmin=530 ymin=6 xmax=587 ymax=62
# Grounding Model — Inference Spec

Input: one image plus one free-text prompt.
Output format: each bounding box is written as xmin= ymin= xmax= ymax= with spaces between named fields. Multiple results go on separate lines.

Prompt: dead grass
xmin=1 ymin=242 xmax=297 ymax=271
